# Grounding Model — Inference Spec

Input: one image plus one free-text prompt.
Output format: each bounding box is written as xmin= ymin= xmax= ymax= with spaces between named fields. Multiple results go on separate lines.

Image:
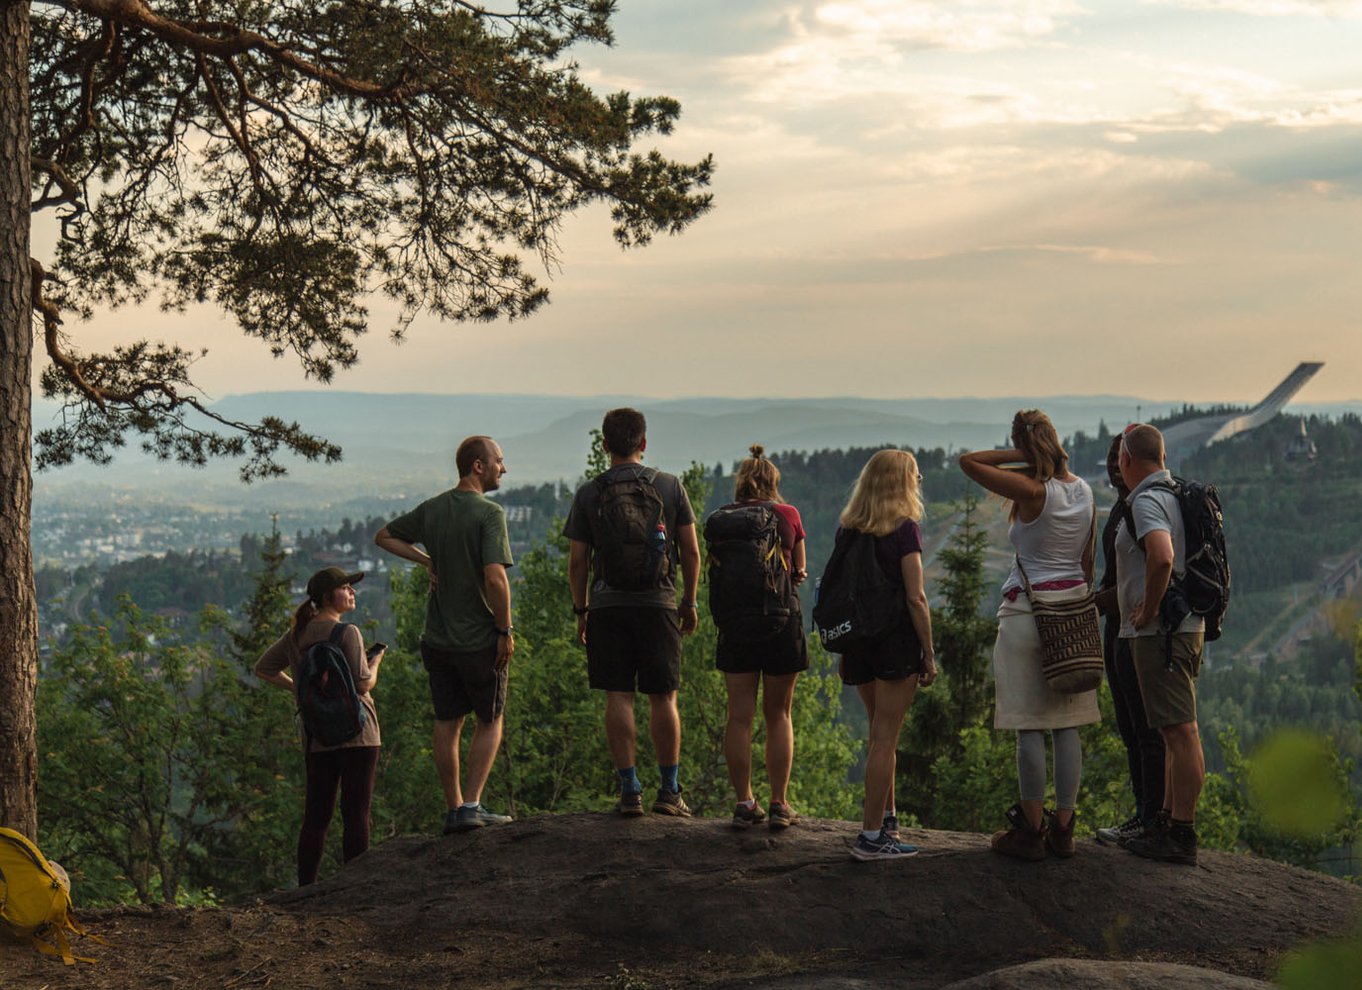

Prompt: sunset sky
xmin=35 ymin=0 xmax=1362 ymax=405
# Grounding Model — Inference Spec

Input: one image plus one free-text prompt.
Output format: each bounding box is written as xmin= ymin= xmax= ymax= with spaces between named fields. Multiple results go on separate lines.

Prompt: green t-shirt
xmin=385 ymin=490 xmax=514 ymax=652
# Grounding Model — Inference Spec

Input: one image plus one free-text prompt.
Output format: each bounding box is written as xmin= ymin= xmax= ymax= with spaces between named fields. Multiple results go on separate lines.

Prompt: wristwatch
xmin=573 ymin=605 xmax=588 ymax=616
xmin=679 ymin=601 xmax=698 ymax=610
xmin=495 ymin=625 xmax=514 ymax=636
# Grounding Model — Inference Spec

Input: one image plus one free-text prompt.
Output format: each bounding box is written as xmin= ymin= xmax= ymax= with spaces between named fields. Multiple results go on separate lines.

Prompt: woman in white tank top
xmin=960 ymin=409 xmax=1099 ymax=862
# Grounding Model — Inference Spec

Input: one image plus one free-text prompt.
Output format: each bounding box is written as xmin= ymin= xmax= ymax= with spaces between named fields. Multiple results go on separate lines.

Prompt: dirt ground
xmin=1 ymin=814 xmax=1357 ymax=989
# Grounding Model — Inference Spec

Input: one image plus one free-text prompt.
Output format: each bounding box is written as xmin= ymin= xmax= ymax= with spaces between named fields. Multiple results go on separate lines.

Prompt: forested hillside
xmin=28 ymin=410 xmax=1362 ymax=903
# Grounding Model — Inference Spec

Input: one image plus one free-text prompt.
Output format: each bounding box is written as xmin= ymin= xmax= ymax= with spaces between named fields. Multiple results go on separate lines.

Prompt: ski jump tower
xmin=1160 ymin=362 xmax=1325 ymax=468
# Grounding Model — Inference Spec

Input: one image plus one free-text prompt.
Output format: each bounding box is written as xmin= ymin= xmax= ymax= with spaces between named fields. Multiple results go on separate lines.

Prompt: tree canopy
xmin=0 ymin=0 xmax=711 ymax=836
xmin=29 ymin=0 xmax=711 ymax=478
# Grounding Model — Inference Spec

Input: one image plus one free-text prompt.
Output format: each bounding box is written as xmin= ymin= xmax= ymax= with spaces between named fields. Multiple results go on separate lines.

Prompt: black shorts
xmin=716 ymin=606 xmax=809 ymax=676
xmin=839 ymin=616 xmax=923 ymax=685
xmin=586 ymin=607 xmax=682 ymax=695
xmin=421 ymin=642 xmax=506 ymax=723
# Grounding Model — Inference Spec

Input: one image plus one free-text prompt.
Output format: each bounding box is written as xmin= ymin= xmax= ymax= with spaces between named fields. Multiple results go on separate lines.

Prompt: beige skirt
xmin=992 ymin=589 xmax=1100 ymax=730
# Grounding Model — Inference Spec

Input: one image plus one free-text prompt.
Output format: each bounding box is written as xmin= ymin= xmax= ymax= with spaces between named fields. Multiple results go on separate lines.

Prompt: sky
xmin=33 ymin=0 xmax=1362 ymax=405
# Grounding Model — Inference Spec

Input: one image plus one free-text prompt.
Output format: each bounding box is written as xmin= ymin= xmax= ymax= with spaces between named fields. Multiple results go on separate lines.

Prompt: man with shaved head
xmin=375 ymin=435 xmax=515 ymax=834
xmin=1114 ymin=423 xmax=1206 ymax=865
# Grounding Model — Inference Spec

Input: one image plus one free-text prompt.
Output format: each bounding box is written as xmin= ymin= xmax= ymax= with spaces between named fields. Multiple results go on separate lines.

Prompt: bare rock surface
xmin=0 ymin=813 xmax=1355 ymax=989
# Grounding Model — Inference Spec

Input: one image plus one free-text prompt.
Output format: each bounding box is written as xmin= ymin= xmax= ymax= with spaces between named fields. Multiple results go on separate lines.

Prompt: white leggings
xmin=1016 ymin=728 xmax=1081 ymax=809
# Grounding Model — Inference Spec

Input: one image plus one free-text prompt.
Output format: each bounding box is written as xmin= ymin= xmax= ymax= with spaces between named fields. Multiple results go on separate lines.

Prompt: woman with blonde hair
xmin=255 ymin=566 xmax=386 ymax=885
xmin=832 ymin=449 xmax=936 ymax=860
xmin=706 ymin=445 xmax=809 ymax=830
xmin=960 ymin=409 xmax=1099 ymax=861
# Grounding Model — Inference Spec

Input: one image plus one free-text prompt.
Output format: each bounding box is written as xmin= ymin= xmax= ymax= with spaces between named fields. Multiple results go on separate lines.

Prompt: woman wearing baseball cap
xmin=255 ymin=566 xmax=386 ymax=885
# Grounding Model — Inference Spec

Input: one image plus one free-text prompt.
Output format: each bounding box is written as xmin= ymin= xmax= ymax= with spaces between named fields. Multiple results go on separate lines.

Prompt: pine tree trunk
xmin=0 ymin=0 xmax=37 ymax=840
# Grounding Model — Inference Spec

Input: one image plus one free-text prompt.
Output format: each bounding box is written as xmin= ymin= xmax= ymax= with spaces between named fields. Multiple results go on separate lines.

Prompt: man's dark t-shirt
xmin=564 ymin=463 xmax=695 ymax=610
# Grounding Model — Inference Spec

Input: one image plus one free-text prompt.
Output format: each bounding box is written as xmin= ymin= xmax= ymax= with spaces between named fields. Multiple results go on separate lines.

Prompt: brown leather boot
xmin=990 ymin=803 xmax=1047 ymax=862
xmin=1044 ymin=808 xmax=1076 ymax=858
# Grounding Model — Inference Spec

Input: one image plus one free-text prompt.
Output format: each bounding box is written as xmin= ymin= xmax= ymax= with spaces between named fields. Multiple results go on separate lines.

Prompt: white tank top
xmin=1002 ymin=476 xmax=1094 ymax=592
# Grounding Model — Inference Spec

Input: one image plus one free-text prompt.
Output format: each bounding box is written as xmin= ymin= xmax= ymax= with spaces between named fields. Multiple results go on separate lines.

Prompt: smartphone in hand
xmin=366 ymin=642 xmax=387 ymax=659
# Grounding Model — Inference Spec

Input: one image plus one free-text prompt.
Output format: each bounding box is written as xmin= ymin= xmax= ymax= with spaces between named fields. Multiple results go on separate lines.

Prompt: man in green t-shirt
xmin=374 ymin=436 xmax=515 ymax=834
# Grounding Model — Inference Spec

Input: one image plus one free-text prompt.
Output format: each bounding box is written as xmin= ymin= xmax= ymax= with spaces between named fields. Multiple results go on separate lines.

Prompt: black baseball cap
xmin=306 ymin=566 xmax=364 ymax=603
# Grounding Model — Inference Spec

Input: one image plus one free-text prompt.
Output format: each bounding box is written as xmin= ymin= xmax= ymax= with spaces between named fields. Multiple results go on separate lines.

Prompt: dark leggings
xmin=1104 ymin=627 xmax=1166 ymax=820
xmin=298 ymin=745 xmax=380 ymax=886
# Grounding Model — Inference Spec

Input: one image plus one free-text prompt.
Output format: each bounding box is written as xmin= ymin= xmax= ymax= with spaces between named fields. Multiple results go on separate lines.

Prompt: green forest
xmin=32 ymin=417 xmax=1362 ymax=905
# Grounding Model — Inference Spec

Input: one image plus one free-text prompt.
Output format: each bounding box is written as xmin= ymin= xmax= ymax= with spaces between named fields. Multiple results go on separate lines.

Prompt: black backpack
xmin=593 ymin=467 xmax=670 ymax=591
xmin=812 ymin=529 xmax=903 ymax=652
xmin=297 ymin=623 xmax=367 ymax=746
xmin=1129 ymin=478 xmax=1231 ymax=641
xmin=704 ymin=503 xmax=793 ymax=642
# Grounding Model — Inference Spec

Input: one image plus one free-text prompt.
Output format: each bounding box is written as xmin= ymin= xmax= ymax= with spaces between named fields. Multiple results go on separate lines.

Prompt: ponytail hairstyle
xmin=291 ymin=598 xmax=319 ymax=646
xmin=1010 ymin=409 xmax=1068 ymax=483
xmin=733 ymin=444 xmax=783 ymax=503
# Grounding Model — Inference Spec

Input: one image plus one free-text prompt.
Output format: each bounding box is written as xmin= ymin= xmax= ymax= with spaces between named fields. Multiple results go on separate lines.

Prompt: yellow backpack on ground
xmin=0 ymin=826 xmax=102 ymax=965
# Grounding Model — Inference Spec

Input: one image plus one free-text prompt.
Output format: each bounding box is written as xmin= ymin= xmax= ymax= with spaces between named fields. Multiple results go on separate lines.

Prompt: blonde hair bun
xmin=749 ymin=444 xmax=765 ymax=459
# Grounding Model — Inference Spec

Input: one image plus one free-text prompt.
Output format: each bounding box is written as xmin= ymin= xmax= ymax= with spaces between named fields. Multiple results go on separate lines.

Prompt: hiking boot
xmin=1123 ymin=810 xmax=1171 ymax=850
xmin=652 ymin=787 xmax=692 ymax=817
xmin=990 ymin=804 xmax=1047 ymax=862
xmin=1095 ymin=814 xmax=1143 ymax=847
xmin=851 ymin=829 xmax=919 ymax=861
xmin=455 ymin=803 xmax=512 ymax=831
xmin=1044 ymin=809 xmax=1076 ymax=859
xmin=617 ymin=790 xmax=645 ymax=817
xmin=768 ymin=801 xmax=799 ymax=831
xmin=882 ymin=812 xmax=900 ymax=838
xmin=1126 ymin=823 xmax=1198 ymax=866
xmin=732 ymin=801 xmax=766 ymax=829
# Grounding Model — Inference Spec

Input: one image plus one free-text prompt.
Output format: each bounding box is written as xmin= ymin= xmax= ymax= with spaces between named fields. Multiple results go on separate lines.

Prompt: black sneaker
xmin=652 ymin=787 xmax=692 ymax=817
xmin=617 ymin=790 xmax=645 ymax=817
xmin=882 ymin=812 xmax=900 ymax=839
xmin=1095 ymin=814 xmax=1142 ymax=847
xmin=1126 ymin=823 xmax=1198 ymax=865
xmin=732 ymin=801 xmax=766 ymax=829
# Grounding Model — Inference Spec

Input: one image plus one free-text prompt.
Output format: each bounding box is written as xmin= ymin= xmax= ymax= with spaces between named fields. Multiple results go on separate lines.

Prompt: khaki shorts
xmin=1129 ymin=632 xmax=1204 ymax=729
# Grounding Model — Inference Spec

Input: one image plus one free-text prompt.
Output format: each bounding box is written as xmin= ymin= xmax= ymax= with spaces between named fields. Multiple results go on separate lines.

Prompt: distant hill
xmin=33 ymin=391 xmax=1359 ymax=504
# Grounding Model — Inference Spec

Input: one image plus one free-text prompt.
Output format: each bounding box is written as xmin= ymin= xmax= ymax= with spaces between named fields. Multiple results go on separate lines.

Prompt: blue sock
xmin=617 ymin=766 xmax=641 ymax=795
xmin=659 ymin=764 xmax=679 ymax=793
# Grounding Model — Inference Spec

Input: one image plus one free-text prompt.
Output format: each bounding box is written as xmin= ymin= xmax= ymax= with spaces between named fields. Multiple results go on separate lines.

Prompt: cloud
xmin=813 ymin=0 xmax=1086 ymax=52
xmin=1147 ymin=0 xmax=1362 ymax=17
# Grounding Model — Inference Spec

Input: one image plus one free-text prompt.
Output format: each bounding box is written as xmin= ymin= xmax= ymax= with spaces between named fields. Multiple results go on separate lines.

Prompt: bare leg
xmin=647 ymin=690 xmax=682 ymax=767
xmin=462 ymin=715 xmax=504 ymax=806
xmin=857 ymin=682 xmax=896 ymax=815
xmin=861 ymin=677 xmax=918 ymax=831
xmin=432 ymin=716 xmax=465 ymax=810
xmin=762 ymin=672 xmax=799 ymax=805
xmin=1161 ymin=721 xmax=1205 ymax=820
xmin=604 ymin=691 xmax=638 ymax=770
xmin=724 ymin=673 xmax=760 ymax=802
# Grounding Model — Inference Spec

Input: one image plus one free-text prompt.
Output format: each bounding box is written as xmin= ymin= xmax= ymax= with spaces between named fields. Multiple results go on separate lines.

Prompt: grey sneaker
xmin=652 ymin=787 xmax=692 ymax=817
xmin=442 ymin=808 xmax=461 ymax=835
xmin=454 ymin=803 xmax=512 ymax=831
xmin=851 ymin=830 xmax=919 ymax=861
xmin=732 ymin=801 xmax=766 ymax=829
xmin=768 ymin=801 xmax=798 ymax=831
xmin=1095 ymin=814 xmax=1143 ymax=847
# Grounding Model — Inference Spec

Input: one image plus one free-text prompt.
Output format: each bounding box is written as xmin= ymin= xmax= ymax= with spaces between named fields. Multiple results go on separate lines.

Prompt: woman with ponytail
xmin=960 ymin=410 xmax=1099 ymax=861
xmin=255 ymin=566 xmax=385 ymax=885
xmin=709 ymin=445 xmax=809 ymax=831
